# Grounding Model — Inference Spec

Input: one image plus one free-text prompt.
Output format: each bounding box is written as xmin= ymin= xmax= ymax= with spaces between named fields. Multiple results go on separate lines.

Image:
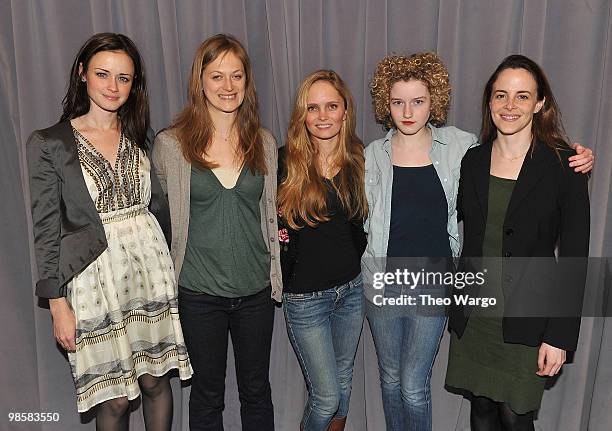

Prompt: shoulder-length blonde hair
xmin=278 ymin=70 xmax=367 ymax=229
xmin=171 ymin=34 xmax=266 ymax=174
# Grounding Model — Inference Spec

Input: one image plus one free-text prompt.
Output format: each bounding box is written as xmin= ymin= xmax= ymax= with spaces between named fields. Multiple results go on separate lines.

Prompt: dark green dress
xmin=445 ymin=175 xmax=546 ymax=414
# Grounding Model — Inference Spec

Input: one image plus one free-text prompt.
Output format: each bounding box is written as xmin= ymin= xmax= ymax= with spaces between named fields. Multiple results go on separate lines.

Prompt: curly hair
xmin=370 ymin=52 xmax=451 ymax=129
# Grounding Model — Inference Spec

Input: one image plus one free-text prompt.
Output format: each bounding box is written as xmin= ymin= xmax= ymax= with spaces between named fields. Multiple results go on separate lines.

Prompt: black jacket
xmin=449 ymin=141 xmax=590 ymax=351
xmin=27 ymin=121 xmax=170 ymax=299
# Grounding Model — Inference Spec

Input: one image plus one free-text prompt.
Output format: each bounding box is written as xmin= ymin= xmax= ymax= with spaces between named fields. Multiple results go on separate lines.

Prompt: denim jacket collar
xmin=381 ymin=123 xmax=448 ymax=153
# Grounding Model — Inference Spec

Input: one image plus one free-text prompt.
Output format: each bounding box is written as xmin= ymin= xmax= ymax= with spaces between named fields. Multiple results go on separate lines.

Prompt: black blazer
xmin=27 ymin=121 xmax=171 ymax=299
xmin=449 ymin=141 xmax=590 ymax=351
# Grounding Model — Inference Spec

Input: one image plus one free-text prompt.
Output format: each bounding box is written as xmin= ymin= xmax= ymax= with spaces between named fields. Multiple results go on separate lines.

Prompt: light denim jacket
xmin=362 ymin=125 xmax=478 ymax=302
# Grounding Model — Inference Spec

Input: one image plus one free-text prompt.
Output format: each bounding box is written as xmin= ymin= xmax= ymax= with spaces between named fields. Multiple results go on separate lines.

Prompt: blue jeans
xmin=178 ymin=286 xmax=275 ymax=431
xmin=283 ymin=273 xmax=364 ymax=431
xmin=366 ymin=285 xmax=446 ymax=431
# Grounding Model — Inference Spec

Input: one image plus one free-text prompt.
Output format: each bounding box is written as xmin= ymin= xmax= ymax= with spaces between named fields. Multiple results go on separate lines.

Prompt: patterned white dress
xmin=67 ymin=129 xmax=192 ymax=412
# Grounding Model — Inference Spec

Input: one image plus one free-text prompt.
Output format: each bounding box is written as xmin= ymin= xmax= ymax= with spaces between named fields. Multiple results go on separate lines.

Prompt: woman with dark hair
xmin=363 ymin=52 xmax=593 ymax=431
xmin=152 ymin=34 xmax=280 ymax=431
xmin=27 ymin=32 xmax=191 ymax=430
xmin=277 ymin=70 xmax=368 ymax=431
xmin=446 ymin=54 xmax=590 ymax=430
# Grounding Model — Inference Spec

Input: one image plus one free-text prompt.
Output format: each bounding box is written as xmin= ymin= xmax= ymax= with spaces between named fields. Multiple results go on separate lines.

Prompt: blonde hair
xmin=370 ymin=52 xmax=451 ymax=129
xmin=171 ymin=34 xmax=266 ymax=174
xmin=278 ymin=70 xmax=368 ymax=229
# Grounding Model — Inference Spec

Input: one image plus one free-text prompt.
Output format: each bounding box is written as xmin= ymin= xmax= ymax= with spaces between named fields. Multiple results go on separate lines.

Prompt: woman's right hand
xmin=49 ymin=298 xmax=76 ymax=352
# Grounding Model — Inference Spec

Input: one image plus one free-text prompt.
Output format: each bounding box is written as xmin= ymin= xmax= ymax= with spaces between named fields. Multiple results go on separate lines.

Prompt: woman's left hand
xmin=537 ymin=343 xmax=566 ymax=376
xmin=568 ymin=143 xmax=594 ymax=173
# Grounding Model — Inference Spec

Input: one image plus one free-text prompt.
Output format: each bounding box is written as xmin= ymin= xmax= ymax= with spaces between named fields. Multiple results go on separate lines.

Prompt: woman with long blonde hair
xmin=278 ymin=70 xmax=368 ymax=431
xmin=152 ymin=34 xmax=281 ymax=430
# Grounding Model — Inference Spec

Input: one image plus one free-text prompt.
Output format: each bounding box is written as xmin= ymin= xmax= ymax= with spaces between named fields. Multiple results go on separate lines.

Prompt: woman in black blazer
xmin=27 ymin=33 xmax=191 ymax=428
xmin=446 ymin=55 xmax=590 ymax=430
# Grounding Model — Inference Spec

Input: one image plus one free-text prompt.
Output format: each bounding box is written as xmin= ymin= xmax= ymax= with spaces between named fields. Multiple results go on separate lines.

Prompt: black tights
xmin=95 ymin=374 xmax=172 ymax=431
xmin=96 ymin=397 xmax=129 ymax=431
xmin=470 ymin=396 xmax=535 ymax=431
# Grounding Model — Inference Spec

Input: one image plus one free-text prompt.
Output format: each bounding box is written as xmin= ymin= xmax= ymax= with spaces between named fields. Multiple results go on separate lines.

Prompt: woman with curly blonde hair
xmin=361 ymin=52 xmax=593 ymax=431
xmin=278 ymin=70 xmax=368 ymax=431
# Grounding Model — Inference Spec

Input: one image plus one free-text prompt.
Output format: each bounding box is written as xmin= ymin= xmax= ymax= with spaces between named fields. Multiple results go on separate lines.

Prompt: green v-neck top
xmin=178 ymin=165 xmax=270 ymax=297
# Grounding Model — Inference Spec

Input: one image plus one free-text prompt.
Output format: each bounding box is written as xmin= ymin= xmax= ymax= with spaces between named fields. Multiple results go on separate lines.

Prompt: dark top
xmin=476 ymin=175 xmax=516 ymax=316
xmin=285 ymin=178 xmax=362 ymax=294
xmin=179 ymin=166 xmax=270 ymax=297
xmin=387 ymin=164 xmax=452 ymax=258
xmin=482 ymin=175 xmax=516 ymax=258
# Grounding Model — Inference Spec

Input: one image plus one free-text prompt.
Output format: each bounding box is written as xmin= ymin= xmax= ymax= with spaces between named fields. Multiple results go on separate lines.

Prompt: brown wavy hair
xmin=60 ymin=33 xmax=149 ymax=149
xmin=278 ymin=70 xmax=368 ymax=229
xmin=170 ymin=34 xmax=265 ymax=174
xmin=481 ymin=54 xmax=569 ymax=159
xmin=370 ymin=52 xmax=451 ymax=129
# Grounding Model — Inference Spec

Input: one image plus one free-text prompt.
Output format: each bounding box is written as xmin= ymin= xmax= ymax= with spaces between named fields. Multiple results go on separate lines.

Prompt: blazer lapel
xmin=56 ymin=121 xmax=101 ymax=214
xmin=505 ymin=143 xmax=550 ymax=220
xmin=472 ymin=142 xmax=493 ymax=224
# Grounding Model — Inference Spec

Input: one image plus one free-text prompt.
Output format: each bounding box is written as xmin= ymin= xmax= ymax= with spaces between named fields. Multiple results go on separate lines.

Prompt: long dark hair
xmin=60 ymin=33 xmax=149 ymax=149
xmin=171 ymin=34 xmax=266 ymax=174
xmin=480 ymin=54 xmax=569 ymax=157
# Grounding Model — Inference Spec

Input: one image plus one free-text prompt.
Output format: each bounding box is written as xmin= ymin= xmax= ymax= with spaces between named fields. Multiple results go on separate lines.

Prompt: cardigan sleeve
xmin=151 ymin=132 xmax=169 ymax=195
xmin=27 ymin=130 xmax=63 ymax=298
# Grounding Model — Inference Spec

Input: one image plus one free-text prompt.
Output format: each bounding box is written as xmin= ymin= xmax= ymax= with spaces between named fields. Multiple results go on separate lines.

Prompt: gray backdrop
xmin=1 ymin=1 xmax=610 ymax=430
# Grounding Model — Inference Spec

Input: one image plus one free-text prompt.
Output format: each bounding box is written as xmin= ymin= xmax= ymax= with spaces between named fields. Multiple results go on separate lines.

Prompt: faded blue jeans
xmin=366 ymin=284 xmax=447 ymax=431
xmin=283 ymin=273 xmax=364 ymax=431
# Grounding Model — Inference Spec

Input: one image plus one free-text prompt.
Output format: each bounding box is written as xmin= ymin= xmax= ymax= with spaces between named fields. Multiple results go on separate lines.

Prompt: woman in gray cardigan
xmin=152 ymin=34 xmax=281 ymax=431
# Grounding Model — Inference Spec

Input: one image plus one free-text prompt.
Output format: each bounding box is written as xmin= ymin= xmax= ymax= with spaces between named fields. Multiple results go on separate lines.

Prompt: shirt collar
xmin=429 ymin=124 xmax=448 ymax=145
xmin=382 ymin=123 xmax=447 ymax=150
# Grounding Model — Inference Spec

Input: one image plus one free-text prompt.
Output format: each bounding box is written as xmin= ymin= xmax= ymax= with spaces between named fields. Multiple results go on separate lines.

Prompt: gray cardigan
xmin=152 ymin=128 xmax=283 ymax=301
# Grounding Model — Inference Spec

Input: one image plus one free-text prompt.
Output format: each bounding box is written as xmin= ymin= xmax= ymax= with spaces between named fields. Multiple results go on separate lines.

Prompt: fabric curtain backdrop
xmin=1 ymin=1 xmax=610 ymax=430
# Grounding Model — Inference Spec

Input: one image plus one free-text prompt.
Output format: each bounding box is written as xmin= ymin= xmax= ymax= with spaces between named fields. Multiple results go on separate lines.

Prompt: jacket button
xmin=271 ymin=255 xmax=276 ymax=260
xmin=505 ymin=275 xmax=513 ymax=283
xmin=270 ymin=237 xmax=275 ymax=242
xmin=505 ymin=228 xmax=514 ymax=236
xmin=269 ymin=218 xmax=274 ymax=223
xmin=504 ymin=252 xmax=512 ymax=257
